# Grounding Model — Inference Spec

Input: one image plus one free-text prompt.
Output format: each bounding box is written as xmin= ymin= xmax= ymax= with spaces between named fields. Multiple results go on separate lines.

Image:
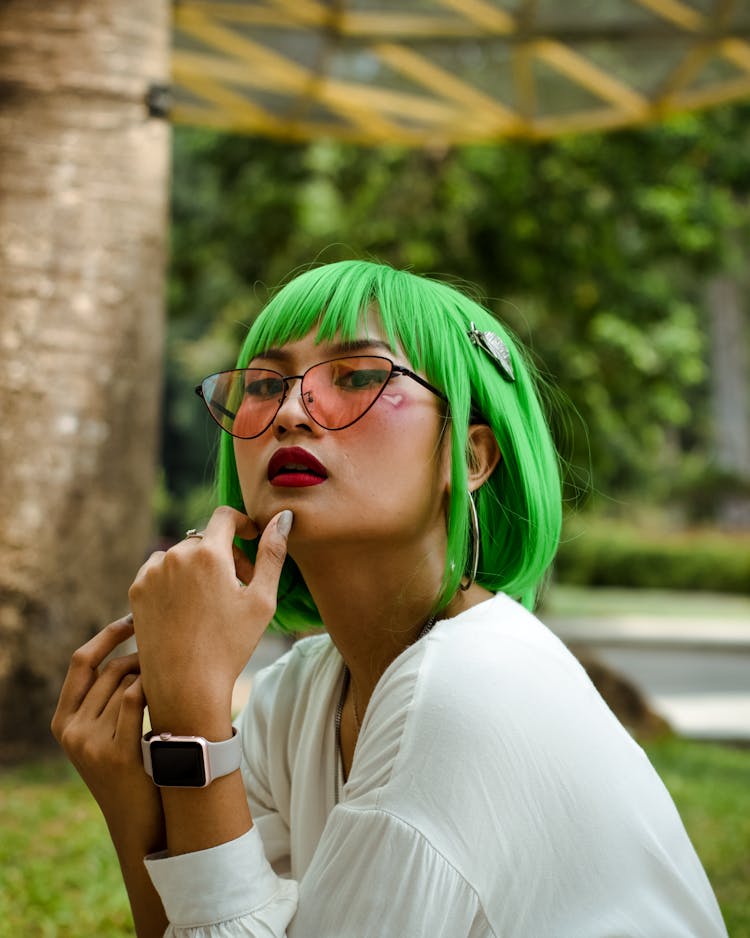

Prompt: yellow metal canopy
xmin=171 ymin=0 xmax=750 ymax=144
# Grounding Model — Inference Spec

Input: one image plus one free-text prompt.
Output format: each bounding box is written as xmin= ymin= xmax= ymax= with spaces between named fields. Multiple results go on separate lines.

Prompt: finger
xmin=113 ymin=674 xmax=147 ymax=749
xmin=232 ymin=542 xmax=255 ymax=586
xmin=202 ymin=505 xmax=259 ymax=547
xmin=244 ymin=510 xmax=293 ymax=604
xmin=53 ymin=616 xmax=135 ymax=725
xmin=131 ymin=549 xmax=167 ymax=584
xmin=77 ymin=652 xmax=141 ymax=721
xmin=84 ymin=671 xmax=138 ymax=746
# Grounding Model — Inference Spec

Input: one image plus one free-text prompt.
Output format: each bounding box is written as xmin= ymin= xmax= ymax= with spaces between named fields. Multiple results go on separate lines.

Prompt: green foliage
xmin=2 ymin=743 xmax=747 ymax=935
xmin=556 ymin=516 xmax=750 ymax=593
xmin=0 ymin=761 xmax=132 ymax=937
xmin=164 ymin=103 xmax=750 ymax=534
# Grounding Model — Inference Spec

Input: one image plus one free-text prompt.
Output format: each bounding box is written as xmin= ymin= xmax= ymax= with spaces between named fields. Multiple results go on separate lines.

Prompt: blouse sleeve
xmin=145 ymin=804 xmax=488 ymax=938
xmin=289 ymin=804 xmax=489 ymax=938
xmin=145 ymin=828 xmax=298 ymax=937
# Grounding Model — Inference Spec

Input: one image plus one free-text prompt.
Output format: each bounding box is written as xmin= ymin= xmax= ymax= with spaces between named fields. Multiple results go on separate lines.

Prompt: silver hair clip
xmin=467 ymin=322 xmax=515 ymax=382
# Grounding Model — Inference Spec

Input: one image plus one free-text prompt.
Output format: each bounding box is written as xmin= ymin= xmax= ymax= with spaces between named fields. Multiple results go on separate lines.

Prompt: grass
xmin=646 ymin=737 xmax=750 ymax=937
xmin=1 ymin=740 xmax=747 ymax=936
xmin=0 ymin=760 xmax=133 ymax=937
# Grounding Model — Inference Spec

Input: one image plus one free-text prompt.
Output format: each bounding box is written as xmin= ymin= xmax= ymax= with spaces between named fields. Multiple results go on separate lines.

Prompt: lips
xmin=267 ymin=446 xmax=328 ymax=488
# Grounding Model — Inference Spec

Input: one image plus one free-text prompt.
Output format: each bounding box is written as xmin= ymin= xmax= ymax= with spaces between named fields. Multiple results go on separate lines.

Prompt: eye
xmin=245 ymin=376 xmax=284 ymax=399
xmin=333 ymin=367 xmax=389 ymax=391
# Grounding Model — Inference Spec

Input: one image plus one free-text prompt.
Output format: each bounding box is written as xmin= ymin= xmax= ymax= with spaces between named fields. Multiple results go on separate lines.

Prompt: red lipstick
xmin=267 ymin=447 xmax=328 ymax=488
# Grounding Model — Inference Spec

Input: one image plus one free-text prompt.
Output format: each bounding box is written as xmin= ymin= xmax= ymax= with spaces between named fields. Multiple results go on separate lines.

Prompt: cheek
xmin=233 ymin=443 xmax=266 ymax=494
xmin=354 ymin=396 xmax=427 ymax=443
xmin=346 ymin=399 xmax=444 ymax=474
xmin=379 ymin=390 xmax=406 ymax=409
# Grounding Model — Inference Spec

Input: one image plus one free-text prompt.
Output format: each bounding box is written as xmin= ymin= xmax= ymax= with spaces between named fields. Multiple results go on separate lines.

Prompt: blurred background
xmin=1 ymin=1 xmax=749 ymax=934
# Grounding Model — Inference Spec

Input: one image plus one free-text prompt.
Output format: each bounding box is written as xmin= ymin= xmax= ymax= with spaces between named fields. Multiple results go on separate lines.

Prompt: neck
xmin=290 ymin=536 xmax=492 ymax=712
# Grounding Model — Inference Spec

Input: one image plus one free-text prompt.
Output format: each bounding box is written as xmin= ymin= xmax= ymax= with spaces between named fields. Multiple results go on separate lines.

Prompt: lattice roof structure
xmin=171 ymin=0 xmax=750 ymax=144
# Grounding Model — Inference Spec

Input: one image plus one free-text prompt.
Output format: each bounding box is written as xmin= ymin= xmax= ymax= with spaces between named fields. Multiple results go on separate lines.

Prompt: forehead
xmin=251 ymin=327 xmax=405 ymax=366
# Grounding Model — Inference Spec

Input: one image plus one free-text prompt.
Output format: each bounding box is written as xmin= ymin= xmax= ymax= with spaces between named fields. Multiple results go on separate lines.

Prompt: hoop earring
xmin=460 ymin=491 xmax=479 ymax=591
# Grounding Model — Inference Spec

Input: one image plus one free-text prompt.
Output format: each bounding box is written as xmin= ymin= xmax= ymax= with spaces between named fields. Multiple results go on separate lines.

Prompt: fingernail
xmin=276 ymin=510 xmax=294 ymax=538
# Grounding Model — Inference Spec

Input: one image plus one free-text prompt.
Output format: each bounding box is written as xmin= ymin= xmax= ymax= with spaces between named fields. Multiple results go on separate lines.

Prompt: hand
xmin=51 ymin=616 xmax=165 ymax=854
xmin=128 ymin=506 xmax=292 ymax=734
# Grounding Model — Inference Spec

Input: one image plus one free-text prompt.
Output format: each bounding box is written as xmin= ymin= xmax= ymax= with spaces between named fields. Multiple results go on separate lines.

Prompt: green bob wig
xmin=216 ymin=259 xmax=562 ymax=633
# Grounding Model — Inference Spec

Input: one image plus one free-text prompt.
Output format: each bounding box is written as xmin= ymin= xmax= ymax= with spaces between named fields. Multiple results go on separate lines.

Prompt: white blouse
xmin=145 ymin=593 xmax=728 ymax=937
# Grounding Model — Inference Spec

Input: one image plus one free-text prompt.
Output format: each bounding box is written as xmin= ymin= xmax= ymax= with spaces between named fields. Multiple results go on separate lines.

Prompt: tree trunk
xmin=0 ymin=1 xmax=170 ymax=760
xmin=705 ymin=273 xmax=750 ymax=526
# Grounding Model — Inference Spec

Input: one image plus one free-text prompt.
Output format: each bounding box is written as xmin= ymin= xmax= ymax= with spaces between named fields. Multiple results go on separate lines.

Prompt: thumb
xmin=246 ymin=510 xmax=293 ymax=601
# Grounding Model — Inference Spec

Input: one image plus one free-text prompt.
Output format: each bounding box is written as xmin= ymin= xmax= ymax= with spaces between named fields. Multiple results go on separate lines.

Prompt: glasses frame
xmin=195 ymin=354 xmax=450 ymax=440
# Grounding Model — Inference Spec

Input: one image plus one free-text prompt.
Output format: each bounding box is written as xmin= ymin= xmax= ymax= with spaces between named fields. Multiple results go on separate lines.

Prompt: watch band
xmin=141 ymin=727 xmax=241 ymax=787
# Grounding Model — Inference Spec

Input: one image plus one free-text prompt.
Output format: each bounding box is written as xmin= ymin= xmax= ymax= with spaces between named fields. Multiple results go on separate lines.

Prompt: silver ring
xmin=184 ymin=529 xmax=205 ymax=540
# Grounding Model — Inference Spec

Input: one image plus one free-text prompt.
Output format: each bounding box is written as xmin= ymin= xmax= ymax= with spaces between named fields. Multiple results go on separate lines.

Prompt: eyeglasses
xmin=195 ymin=355 xmax=449 ymax=439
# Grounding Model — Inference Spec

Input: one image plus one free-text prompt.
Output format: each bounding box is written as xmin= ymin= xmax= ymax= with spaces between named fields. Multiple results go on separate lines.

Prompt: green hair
xmin=216 ymin=259 xmax=562 ymax=633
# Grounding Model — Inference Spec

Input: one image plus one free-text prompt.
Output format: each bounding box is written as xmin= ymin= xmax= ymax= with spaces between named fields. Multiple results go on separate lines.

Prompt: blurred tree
xmin=0 ymin=2 xmax=170 ymax=759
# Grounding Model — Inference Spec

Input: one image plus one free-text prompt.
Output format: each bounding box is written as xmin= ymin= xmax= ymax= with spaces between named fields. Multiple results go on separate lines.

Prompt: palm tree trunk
xmin=0 ymin=0 xmax=170 ymax=760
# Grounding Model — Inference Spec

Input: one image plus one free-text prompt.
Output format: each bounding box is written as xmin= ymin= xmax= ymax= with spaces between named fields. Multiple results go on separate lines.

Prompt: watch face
xmin=150 ymin=740 xmax=207 ymax=787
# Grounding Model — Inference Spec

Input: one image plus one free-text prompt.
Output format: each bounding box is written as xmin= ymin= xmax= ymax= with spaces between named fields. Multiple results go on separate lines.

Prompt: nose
xmin=272 ymin=376 xmax=317 ymax=437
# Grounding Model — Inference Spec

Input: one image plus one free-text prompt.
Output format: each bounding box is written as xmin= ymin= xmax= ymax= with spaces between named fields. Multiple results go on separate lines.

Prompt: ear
xmin=467 ymin=424 xmax=501 ymax=493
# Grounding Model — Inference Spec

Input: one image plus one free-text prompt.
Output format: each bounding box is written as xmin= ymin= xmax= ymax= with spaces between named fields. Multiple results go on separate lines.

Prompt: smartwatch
xmin=141 ymin=728 xmax=241 ymax=788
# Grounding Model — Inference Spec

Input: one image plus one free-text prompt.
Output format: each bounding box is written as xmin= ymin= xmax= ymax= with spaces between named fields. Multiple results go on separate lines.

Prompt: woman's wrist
xmin=160 ymin=770 xmax=252 ymax=856
xmin=145 ymin=680 xmax=235 ymax=740
xmin=147 ymin=709 xmax=235 ymax=741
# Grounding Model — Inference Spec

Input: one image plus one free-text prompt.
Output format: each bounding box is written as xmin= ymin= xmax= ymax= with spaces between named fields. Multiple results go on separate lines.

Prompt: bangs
xmin=236 ymin=262 xmax=448 ymax=383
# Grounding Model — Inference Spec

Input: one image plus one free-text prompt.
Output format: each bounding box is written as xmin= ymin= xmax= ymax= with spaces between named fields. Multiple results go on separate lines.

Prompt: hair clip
xmin=467 ymin=322 xmax=515 ymax=382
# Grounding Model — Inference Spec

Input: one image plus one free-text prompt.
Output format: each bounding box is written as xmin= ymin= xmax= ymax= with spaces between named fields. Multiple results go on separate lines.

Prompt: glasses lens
xmin=201 ymin=369 xmax=284 ymax=438
xmin=303 ymin=357 xmax=392 ymax=429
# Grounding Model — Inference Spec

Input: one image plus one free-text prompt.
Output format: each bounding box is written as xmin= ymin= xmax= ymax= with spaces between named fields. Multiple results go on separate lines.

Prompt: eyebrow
xmin=254 ymin=338 xmax=394 ymax=362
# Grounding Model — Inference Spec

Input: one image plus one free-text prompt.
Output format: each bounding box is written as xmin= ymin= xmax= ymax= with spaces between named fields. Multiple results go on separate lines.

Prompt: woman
xmin=52 ymin=260 xmax=728 ymax=937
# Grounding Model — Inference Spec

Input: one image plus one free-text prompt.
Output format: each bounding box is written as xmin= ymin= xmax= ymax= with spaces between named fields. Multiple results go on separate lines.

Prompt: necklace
xmin=334 ymin=612 xmax=439 ymax=802
xmin=352 ymin=680 xmax=363 ymax=733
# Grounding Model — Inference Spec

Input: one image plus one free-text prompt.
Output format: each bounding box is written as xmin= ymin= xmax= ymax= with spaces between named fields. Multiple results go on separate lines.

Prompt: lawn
xmin=0 ymin=760 xmax=134 ymax=937
xmin=647 ymin=737 xmax=750 ymax=936
xmin=1 ymin=738 xmax=747 ymax=936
